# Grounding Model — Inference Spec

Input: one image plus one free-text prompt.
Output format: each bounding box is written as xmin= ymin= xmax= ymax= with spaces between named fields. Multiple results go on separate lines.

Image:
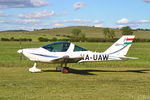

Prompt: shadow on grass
xmin=43 ymin=68 xmax=150 ymax=75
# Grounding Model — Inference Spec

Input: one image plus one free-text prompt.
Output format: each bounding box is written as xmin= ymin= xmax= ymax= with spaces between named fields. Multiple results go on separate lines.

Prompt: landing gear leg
xmin=56 ymin=63 xmax=63 ymax=72
xmin=29 ymin=62 xmax=42 ymax=73
xmin=56 ymin=63 xmax=69 ymax=73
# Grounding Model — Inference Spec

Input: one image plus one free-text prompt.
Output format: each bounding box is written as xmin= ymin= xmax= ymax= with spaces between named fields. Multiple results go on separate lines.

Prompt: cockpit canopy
xmin=42 ymin=41 xmax=87 ymax=52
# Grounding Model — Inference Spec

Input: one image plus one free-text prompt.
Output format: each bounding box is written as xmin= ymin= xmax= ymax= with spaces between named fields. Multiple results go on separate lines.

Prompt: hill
xmin=0 ymin=26 xmax=150 ymax=41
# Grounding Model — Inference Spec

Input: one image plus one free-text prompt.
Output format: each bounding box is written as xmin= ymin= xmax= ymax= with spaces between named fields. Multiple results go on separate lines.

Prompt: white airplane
xmin=17 ymin=35 xmax=137 ymax=73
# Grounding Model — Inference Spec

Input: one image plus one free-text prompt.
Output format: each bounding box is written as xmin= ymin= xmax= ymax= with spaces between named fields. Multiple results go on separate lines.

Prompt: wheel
xmin=61 ymin=67 xmax=69 ymax=73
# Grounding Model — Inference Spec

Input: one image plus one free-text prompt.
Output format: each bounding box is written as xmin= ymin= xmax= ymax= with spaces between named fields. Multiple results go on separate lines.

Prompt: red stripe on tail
xmin=126 ymin=38 xmax=134 ymax=41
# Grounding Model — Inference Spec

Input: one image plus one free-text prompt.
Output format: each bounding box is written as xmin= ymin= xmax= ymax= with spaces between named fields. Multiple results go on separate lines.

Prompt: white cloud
xmin=2 ymin=19 xmax=40 ymax=24
xmin=15 ymin=19 xmax=40 ymax=24
xmin=135 ymin=20 xmax=150 ymax=23
xmin=115 ymin=18 xmax=150 ymax=29
xmin=112 ymin=25 xmax=128 ymax=29
xmin=0 ymin=0 xmax=50 ymax=8
xmin=17 ymin=26 xmax=34 ymax=30
xmin=0 ymin=11 xmax=10 ymax=17
xmin=93 ymin=20 xmax=102 ymax=24
xmin=94 ymin=24 xmax=103 ymax=27
xmin=18 ymin=10 xmax=55 ymax=19
xmin=112 ymin=24 xmax=139 ymax=29
xmin=53 ymin=19 xmax=102 ymax=24
xmin=144 ymin=0 xmax=150 ymax=2
xmin=55 ymin=12 xmax=68 ymax=16
xmin=51 ymin=19 xmax=103 ymax=28
xmin=73 ymin=2 xmax=86 ymax=10
xmin=0 ymin=19 xmax=6 ymax=23
xmin=117 ymin=18 xmax=129 ymax=24
xmin=52 ymin=23 xmax=65 ymax=27
xmin=116 ymin=18 xmax=150 ymax=25
xmin=30 ymin=0 xmax=50 ymax=7
xmin=17 ymin=23 xmax=50 ymax=30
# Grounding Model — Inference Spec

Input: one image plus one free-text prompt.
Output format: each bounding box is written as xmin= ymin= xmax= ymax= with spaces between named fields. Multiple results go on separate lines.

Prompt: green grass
xmin=0 ymin=41 xmax=150 ymax=100
xmin=0 ymin=67 xmax=150 ymax=100
xmin=0 ymin=41 xmax=149 ymax=67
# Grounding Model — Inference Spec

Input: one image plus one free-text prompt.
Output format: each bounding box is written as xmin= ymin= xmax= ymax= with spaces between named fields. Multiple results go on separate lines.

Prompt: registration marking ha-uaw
xmin=84 ymin=54 xmax=109 ymax=61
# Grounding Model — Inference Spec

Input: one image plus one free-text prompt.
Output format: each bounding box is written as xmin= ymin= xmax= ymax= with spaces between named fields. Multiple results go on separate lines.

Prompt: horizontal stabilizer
xmin=119 ymin=56 xmax=138 ymax=60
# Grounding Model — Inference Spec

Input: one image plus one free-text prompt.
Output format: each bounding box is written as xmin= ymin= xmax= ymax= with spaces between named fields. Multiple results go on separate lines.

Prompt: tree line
xmin=103 ymin=26 xmax=133 ymax=39
xmin=0 ymin=37 xmax=32 ymax=42
xmin=1 ymin=26 xmax=150 ymax=42
xmin=38 ymin=26 xmax=150 ymax=42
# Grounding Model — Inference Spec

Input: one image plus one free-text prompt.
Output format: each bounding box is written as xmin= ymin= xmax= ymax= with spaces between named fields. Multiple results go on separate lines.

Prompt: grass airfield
xmin=1 ymin=67 xmax=150 ymax=100
xmin=0 ymin=42 xmax=150 ymax=100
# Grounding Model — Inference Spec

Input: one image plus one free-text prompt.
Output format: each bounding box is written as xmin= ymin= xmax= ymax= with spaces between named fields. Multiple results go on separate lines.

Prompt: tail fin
xmin=104 ymin=35 xmax=135 ymax=56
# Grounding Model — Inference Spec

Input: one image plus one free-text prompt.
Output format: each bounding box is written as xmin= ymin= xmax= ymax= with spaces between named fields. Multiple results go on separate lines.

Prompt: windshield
xmin=74 ymin=45 xmax=87 ymax=51
xmin=42 ymin=41 xmax=70 ymax=52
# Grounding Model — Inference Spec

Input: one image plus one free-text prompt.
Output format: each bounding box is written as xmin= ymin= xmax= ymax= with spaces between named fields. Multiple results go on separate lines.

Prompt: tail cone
xmin=17 ymin=49 xmax=23 ymax=54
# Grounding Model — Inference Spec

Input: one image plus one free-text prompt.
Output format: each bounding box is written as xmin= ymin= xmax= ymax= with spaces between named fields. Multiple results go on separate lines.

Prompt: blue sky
xmin=0 ymin=0 xmax=150 ymax=31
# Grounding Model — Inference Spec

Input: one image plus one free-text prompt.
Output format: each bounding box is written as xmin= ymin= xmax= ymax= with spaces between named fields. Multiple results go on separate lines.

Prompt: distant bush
xmin=72 ymin=29 xmax=81 ymax=37
xmin=134 ymin=38 xmax=150 ymax=42
xmin=38 ymin=37 xmax=49 ymax=42
xmin=62 ymin=35 xmax=72 ymax=38
xmin=103 ymin=28 xmax=115 ymax=39
xmin=37 ymin=37 xmax=150 ymax=43
xmin=56 ymin=34 xmax=61 ymax=36
xmin=1 ymin=37 xmax=32 ymax=42
xmin=56 ymin=37 xmax=117 ymax=42
xmin=86 ymin=38 xmax=150 ymax=42
xmin=38 ymin=37 xmax=58 ymax=42
xmin=49 ymin=37 xmax=57 ymax=41
xmin=135 ymin=28 xmax=150 ymax=31
xmin=1 ymin=38 xmax=10 ymax=41
xmin=19 ymin=38 xmax=32 ymax=42
xmin=121 ymin=26 xmax=133 ymax=35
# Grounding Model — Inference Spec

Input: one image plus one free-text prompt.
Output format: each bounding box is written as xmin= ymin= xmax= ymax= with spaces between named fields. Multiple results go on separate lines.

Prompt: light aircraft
xmin=17 ymin=35 xmax=137 ymax=73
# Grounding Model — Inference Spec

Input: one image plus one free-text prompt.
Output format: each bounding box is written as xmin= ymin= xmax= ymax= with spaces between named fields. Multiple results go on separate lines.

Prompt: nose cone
xmin=17 ymin=49 xmax=23 ymax=54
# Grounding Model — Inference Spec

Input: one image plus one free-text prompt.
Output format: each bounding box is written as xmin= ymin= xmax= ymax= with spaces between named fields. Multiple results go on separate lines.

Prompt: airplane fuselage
xmin=19 ymin=47 xmax=122 ymax=64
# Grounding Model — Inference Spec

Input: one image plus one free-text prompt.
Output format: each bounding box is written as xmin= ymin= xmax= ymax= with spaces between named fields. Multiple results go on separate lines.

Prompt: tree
xmin=72 ymin=29 xmax=81 ymax=37
xmin=121 ymin=26 xmax=133 ymax=35
xmin=103 ymin=28 xmax=115 ymax=39
xmin=103 ymin=28 xmax=110 ymax=39
xmin=79 ymin=32 xmax=86 ymax=42
xmin=109 ymin=30 xmax=115 ymax=39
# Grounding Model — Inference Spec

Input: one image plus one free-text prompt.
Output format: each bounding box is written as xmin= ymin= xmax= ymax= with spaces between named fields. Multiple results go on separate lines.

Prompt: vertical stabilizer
xmin=104 ymin=35 xmax=135 ymax=56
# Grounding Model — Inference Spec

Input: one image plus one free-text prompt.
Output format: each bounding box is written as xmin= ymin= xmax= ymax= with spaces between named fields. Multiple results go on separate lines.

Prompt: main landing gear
xmin=29 ymin=62 xmax=69 ymax=73
xmin=56 ymin=63 xmax=70 ymax=73
xmin=29 ymin=62 xmax=42 ymax=73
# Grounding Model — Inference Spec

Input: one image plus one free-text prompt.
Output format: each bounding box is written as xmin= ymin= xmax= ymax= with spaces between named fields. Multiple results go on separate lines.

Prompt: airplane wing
xmin=51 ymin=56 xmax=84 ymax=63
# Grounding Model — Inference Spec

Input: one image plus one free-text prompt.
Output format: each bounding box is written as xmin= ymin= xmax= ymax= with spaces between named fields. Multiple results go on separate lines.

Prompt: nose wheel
xmin=29 ymin=62 xmax=42 ymax=73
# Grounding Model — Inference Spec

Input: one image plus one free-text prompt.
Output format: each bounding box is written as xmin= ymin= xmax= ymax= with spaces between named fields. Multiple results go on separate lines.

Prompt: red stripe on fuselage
xmin=126 ymin=38 xmax=134 ymax=41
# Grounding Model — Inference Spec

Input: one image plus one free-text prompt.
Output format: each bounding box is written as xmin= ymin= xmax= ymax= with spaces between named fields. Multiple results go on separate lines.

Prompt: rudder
xmin=103 ymin=35 xmax=135 ymax=56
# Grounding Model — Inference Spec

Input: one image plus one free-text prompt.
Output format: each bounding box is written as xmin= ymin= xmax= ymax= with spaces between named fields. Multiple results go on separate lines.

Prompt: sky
xmin=0 ymin=0 xmax=150 ymax=31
